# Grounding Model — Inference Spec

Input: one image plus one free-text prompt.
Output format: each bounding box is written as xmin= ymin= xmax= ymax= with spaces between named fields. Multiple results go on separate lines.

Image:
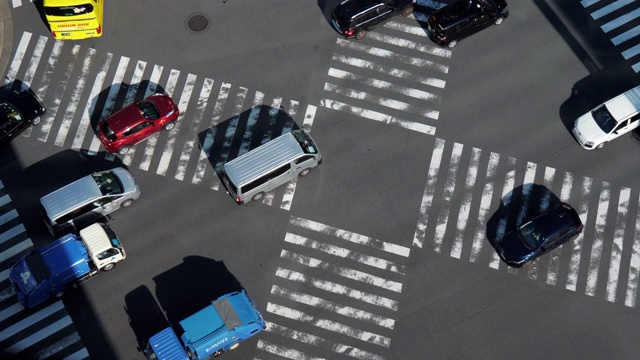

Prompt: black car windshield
xmin=592 ymin=105 xmax=617 ymax=133
xmin=0 ymin=103 xmax=23 ymax=122
xmin=92 ymin=171 xmax=124 ymax=196
xmin=45 ymin=5 xmax=94 ymax=16
xmin=518 ymin=221 xmax=545 ymax=251
xmin=136 ymin=100 xmax=160 ymax=120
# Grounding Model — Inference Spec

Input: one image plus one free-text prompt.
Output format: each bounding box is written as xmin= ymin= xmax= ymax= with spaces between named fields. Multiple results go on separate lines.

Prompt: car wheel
xmin=164 ymin=121 xmax=176 ymax=131
xmin=447 ymin=40 xmax=457 ymax=48
xmin=401 ymin=6 xmax=414 ymax=17
xmin=32 ymin=116 xmax=41 ymax=126
xmin=122 ymin=199 xmax=134 ymax=208
xmin=355 ymin=30 xmax=367 ymax=40
xmin=55 ymin=290 xmax=65 ymax=298
xmin=229 ymin=343 xmax=240 ymax=351
xmin=299 ymin=168 xmax=310 ymax=177
xmin=596 ymin=142 xmax=605 ymax=149
xmin=252 ymin=192 xmax=265 ymax=201
xmin=118 ymin=146 xmax=131 ymax=155
xmin=102 ymin=263 xmax=116 ymax=272
xmin=495 ymin=17 xmax=505 ymax=25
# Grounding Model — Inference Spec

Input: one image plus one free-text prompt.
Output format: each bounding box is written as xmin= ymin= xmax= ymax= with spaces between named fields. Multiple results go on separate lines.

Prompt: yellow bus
xmin=43 ymin=0 xmax=104 ymax=40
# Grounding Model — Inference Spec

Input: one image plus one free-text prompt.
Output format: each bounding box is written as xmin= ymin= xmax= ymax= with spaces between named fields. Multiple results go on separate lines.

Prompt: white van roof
xmin=223 ymin=132 xmax=303 ymax=187
xmin=606 ymin=85 xmax=640 ymax=121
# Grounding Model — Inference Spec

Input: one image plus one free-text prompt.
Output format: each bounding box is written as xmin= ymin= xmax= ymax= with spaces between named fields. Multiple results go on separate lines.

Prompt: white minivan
xmin=573 ymin=85 xmax=640 ymax=149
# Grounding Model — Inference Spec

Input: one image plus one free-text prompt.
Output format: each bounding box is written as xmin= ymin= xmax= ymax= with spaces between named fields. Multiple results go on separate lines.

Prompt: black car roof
xmin=337 ymin=0 xmax=388 ymax=17
xmin=530 ymin=203 xmax=581 ymax=238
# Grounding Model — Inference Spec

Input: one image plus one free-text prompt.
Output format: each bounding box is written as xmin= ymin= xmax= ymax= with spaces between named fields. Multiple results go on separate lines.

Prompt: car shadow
xmin=197 ymin=104 xmax=301 ymax=179
xmin=124 ymin=285 xmax=170 ymax=352
xmin=152 ymin=256 xmax=244 ymax=326
xmin=485 ymin=183 xmax=561 ymax=252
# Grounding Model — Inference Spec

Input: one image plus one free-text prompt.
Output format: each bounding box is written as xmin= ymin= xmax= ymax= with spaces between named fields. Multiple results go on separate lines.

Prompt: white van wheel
xmin=299 ymin=168 xmax=310 ymax=177
xmin=252 ymin=192 xmax=265 ymax=201
xmin=229 ymin=343 xmax=240 ymax=351
xmin=122 ymin=199 xmax=133 ymax=208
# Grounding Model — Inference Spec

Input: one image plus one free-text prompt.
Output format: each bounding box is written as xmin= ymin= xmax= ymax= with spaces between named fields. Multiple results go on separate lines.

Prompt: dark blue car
xmin=498 ymin=203 xmax=582 ymax=268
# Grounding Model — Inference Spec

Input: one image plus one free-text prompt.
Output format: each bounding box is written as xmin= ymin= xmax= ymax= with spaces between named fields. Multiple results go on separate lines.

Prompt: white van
xmin=40 ymin=167 xmax=140 ymax=236
xmin=573 ymin=85 xmax=640 ymax=149
xmin=221 ymin=130 xmax=322 ymax=204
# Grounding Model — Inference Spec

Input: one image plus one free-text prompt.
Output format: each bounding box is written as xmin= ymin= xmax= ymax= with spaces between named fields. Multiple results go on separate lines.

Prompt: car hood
xmin=498 ymin=231 xmax=532 ymax=264
xmin=573 ymin=112 xmax=606 ymax=144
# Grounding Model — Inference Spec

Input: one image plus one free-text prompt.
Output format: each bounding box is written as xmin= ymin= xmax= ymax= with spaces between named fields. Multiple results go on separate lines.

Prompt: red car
xmin=98 ymin=94 xmax=179 ymax=154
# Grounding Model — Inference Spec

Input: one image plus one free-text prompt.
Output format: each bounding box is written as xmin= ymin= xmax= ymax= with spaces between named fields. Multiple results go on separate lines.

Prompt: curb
xmin=0 ymin=0 xmax=14 ymax=79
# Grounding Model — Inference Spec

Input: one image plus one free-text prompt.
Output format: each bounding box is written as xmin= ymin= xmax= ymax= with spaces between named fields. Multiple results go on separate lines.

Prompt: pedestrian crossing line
xmin=213 ymin=86 xmax=249 ymax=173
xmin=0 ymin=301 xmax=65 ymax=342
xmin=266 ymin=303 xmax=391 ymax=348
xmin=281 ymin=249 xmax=403 ymax=292
xmin=4 ymin=32 xmax=31 ymax=86
xmin=367 ymin=29 xmax=452 ymax=59
xmin=50 ymin=45 xmax=81 ymax=147
xmin=66 ymin=48 xmax=98 ymax=151
xmin=601 ymin=7 xmax=640 ymax=32
xmin=585 ymin=182 xmax=611 ymax=297
xmin=490 ymin=156 xmax=517 ymax=270
xmin=35 ymin=332 xmax=83 ymax=360
xmin=0 ymin=302 xmax=23 ymax=323
xmin=256 ymin=339 xmax=325 ymax=360
xmin=605 ymin=187 xmax=630 ymax=302
xmin=434 ymin=142 xmax=463 ymax=253
xmin=113 ymin=60 xmax=148 ymax=164
xmin=469 ymin=152 xmax=500 ymax=263
xmin=285 ymin=233 xmax=406 ymax=275
xmin=4 ymin=315 xmax=74 ymax=355
xmin=591 ymin=0 xmax=635 ymax=20
xmin=336 ymin=38 xmax=449 ymax=74
xmin=275 ymin=267 xmax=399 ymax=311
xmin=566 ymin=176 xmax=592 ymax=292
xmin=321 ymin=99 xmax=436 ymax=135
xmin=413 ymin=138 xmax=445 ymax=248
xmin=19 ymin=35 xmax=48 ymax=138
xmin=129 ymin=64 xmax=164 ymax=167
xmin=290 ymin=216 xmax=410 ymax=257
xmin=332 ymin=53 xmax=447 ymax=89
xmin=328 ymin=67 xmax=441 ymax=103
xmin=270 ymin=285 xmax=395 ymax=329
xmin=625 ymin=196 xmax=640 ymax=307
xmin=37 ymin=40 xmax=64 ymax=143
xmin=64 ymin=347 xmax=89 ymax=360
xmin=545 ymin=169 xmax=567 ymax=286
xmin=451 ymin=147 xmax=481 ymax=259
xmin=263 ymin=321 xmax=385 ymax=360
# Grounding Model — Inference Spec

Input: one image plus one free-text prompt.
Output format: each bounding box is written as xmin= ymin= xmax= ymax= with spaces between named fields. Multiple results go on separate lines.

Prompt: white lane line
xmin=120 ymin=60 xmax=148 ymax=165
xmin=0 ymin=300 xmax=64 ymax=341
xmin=191 ymin=82 xmax=231 ymax=185
xmin=37 ymin=40 xmax=63 ymax=142
xmin=491 ymin=157 xmax=517 ymax=269
xmin=625 ymin=193 xmax=640 ymax=307
xmin=434 ymin=142 xmax=463 ymax=253
xmin=470 ymin=152 xmax=500 ymax=263
xmin=236 ymin=91 xmax=265 ymax=157
xmin=157 ymin=73 xmax=196 ymax=176
xmin=606 ymin=187 xmax=630 ymax=302
xmin=271 ymin=285 xmax=395 ymax=329
xmin=586 ymin=182 xmax=610 ymax=296
xmin=257 ymin=339 xmax=325 ymax=360
xmin=4 ymin=32 xmax=31 ymax=85
xmin=375 ymin=25 xmax=452 ymax=58
xmin=60 ymin=48 xmax=96 ymax=150
xmin=332 ymin=54 xmax=446 ymax=89
xmin=4 ymin=316 xmax=74 ymax=354
xmin=566 ymin=177 xmax=592 ymax=292
xmin=280 ymin=250 xmax=403 ymax=293
xmin=175 ymin=78 xmax=214 ymax=181
xmin=285 ymin=233 xmax=405 ymax=275
xmin=602 ymin=7 xmax=640 ymax=33
xmin=87 ymin=56 xmax=130 ymax=154
xmin=265 ymin=322 xmax=385 ymax=360
xmin=591 ymin=0 xmax=634 ymax=20
xmin=612 ymin=24 xmax=640 ymax=46
xmin=290 ymin=216 xmax=410 ymax=257
xmin=328 ymin=68 xmax=441 ymax=103
xmin=140 ymin=68 xmax=180 ymax=171
xmin=451 ymin=147 xmax=481 ymax=259
xmin=321 ymin=99 xmax=436 ymax=135
xmin=336 ymin=38 xmax=449 ymax=73
xmin=275 ymin=267 xmax=398 ymax=311
xmin=266 ymin=303 xmax=391 ymax=348
xmin=48 ymin=45 xmax=81 ymax=146
xmin=413 ymin=138 xmax=445 ymax=248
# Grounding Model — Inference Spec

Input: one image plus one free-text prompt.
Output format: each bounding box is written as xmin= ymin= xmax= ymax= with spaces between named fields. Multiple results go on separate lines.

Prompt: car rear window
xmin=45 ymin=5 xmax=94 ymax=17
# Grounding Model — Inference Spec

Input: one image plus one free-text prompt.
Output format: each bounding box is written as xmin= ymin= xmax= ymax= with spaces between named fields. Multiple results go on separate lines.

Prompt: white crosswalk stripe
xmin=582 ymin=0 xmax=640 ymax=72
xmin=414 ymin=137 xmax=640 ymax=308
xmin=4 ymin=31 xmax=317 ymax=210
xmin=0 ymin=181 xmax=89 ymax=359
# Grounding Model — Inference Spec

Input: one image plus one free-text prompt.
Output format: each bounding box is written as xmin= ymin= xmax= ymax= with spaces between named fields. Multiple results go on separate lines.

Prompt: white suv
xmin=572 ymin=85 xmax=640 ymax=149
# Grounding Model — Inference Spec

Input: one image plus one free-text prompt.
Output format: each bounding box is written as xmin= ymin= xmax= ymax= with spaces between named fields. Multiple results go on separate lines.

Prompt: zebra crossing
xmin=0 ymin=181 xmax=89 ymax=359
xmin=5 ymin=31 xmax=319 ymax=211
xmin=256 ymin=216 xmax=410 ymax=360
xmin=581 ymin=0 xmax=640 ymax=72
xmin=414 ymin=137 xmax=640 ymax=308
xmin=320 ymin=0 xmax=450 ymax=136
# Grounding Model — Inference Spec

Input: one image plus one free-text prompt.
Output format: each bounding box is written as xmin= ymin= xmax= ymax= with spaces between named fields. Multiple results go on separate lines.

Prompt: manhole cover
xmin=188 ymin=15 xmax=208 ymax=32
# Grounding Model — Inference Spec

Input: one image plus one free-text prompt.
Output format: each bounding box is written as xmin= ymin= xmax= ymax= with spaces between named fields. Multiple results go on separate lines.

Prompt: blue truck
xmin=9 ymin=222 xmax=126 ymax=308
xmin=144 ymin=290 xmax=266 ymax=359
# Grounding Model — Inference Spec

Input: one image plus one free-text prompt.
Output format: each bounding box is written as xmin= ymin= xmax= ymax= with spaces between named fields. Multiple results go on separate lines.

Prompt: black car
xmin=498 ymin=203 xmax=583 ymax=268
xmin=426 ymin=0 xmax=508 ymax=48
xmin=331 ymin=0 xmax=415 ymax=40
xmin=0 ymin=88 xmax=46 ymax=145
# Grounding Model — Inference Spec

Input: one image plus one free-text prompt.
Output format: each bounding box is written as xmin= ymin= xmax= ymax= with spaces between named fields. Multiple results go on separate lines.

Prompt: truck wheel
xmin=102 ymin=263 xmax=116 ymax=271
xmin=229 ymin=343 xmax=240 ymax=350
xmin=55 ymin=290 xmax=65 ymax=298
xmin=299 ymin=168 xmax=310 ymax=177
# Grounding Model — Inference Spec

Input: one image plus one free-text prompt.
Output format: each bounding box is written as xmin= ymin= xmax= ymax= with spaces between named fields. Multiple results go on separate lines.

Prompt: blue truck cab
xmin=9 ymin=222 xmax=125 ymax=308
xmin=145 ymin=290 xmax=266 ymax=359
